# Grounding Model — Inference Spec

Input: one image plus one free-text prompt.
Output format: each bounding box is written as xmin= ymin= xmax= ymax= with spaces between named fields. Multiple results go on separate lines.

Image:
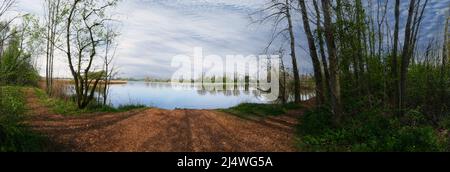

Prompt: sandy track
xmin=23 ymin=89 xmax=298 ymax=152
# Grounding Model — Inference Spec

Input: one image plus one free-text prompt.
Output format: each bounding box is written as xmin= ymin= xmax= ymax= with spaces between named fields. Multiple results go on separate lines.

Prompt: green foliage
xmin=85 ymin=70 xmax=106 ymax=80
xmin=223 ymin=103 xmax=303 ymax=119
xmin=393 ymin=126 xmax=443 ymax=152
xmin=0 ymin=87 xmax=46 ymax=152
xmin=298 ymin=107 xmax=333 ymax=136
xmin=402 ymin=109 xmax=429 ymax=127
xmin=407 ymin=64 xmax=449 ymax=121
xmin=297 ymin=62 xmax=450 ymax=152
xmin=297 ymin=107 xmax=447 ymax=152
xmin=34 ymin=88 xmax=81 ymax=115
xmin=0 ymin=86 xmax=26 ymax=115
xmin=439 ymin=116 xmax=450 ymax=130
xmin=0 ymin=32 xmax=39 ymax=86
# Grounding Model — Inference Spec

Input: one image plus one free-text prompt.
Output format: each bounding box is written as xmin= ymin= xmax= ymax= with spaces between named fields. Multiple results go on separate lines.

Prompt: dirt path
xmin=23 ymin=88 xmax=299 ymax=152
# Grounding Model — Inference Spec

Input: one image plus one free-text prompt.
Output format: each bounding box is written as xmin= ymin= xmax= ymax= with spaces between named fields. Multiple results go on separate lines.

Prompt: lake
xmin=102 ymin=81 xmax=314 ymax=109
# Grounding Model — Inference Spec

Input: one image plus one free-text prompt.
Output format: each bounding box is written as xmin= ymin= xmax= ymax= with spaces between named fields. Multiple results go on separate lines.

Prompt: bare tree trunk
xmin=299 ymin=0 xmax=324 ymax=105
xmin=321 ymin=0 xmax=342 ymax=123
xmin=45 ymin=0 xmax=51 ymax=94
xmin=102 ymin=27 xmax=118 ymax=106
xmin=355 ymin=0 xmax=366 ymax=95
xmin=443 ymin=15 xmax=449 ymax=72
xmin=313 ymin=0 xmax=331 ymax=102
xmin=399 ymin=0 xmax=417 ymax=115
xmin=286 ymin=0 xmax=301 ymax=103
xmin=278 ymin=49 xmax=287 ymax=104
xmin=44 ymin=0 xmax=62 ymax=96
xmin=392 ymin=0 xmax=400 ymax=113
xmin=66 ymin=0 xmax=82 ymax=108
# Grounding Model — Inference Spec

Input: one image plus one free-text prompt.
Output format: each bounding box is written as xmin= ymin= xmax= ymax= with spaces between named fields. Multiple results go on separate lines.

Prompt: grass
xmin=0 ymin=86 xmax=47 ymax=152
xmin=222 ymin=103 xmax=303 ymax=120
xmin=33 ymin=88 xmax=147 ymax=116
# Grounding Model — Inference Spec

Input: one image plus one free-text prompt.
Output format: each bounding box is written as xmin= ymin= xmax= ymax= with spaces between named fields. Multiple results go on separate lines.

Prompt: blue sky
xmin=15 ymin=0 xmax=450 ymax=79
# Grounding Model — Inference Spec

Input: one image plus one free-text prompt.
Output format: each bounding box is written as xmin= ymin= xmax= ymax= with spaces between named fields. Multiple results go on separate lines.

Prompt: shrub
xmin=0 ymin=87 xmax=46 ymax=152
xmin=297 ymin=107 xmax=333 ymax=136
xmin=0 ymin=33 xmax=39 ymax=87
xmin=296 ymin=106 xmax=447 ymax=152
xmin=392 ymin=126 xmax=443 ymax=152
xmin=402 ymin=109 xmax=428 ymax=127
xmin=439 ymin=116 xmax=450 ymax=130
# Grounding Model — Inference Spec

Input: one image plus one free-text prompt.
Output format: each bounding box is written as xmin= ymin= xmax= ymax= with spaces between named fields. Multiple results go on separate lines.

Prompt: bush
xmin=439 ymin=116 xmax=450 ymax=130
xmin=0 ymin=33 xmax=40 ymax=87
xmin=297 ymin=107 xmax=333 ymax=136
xmin=392 ymin=126 xmax=443 ymax=152
xmin=402 ymin=109 xmax=428 ymax=127
xmin=0 ymin=116 xmax=46 ymax=152
xmin=296 ymin=106 xmax=447 ymax=152
xmin=0 ymin=86 xmax=46 ymax=152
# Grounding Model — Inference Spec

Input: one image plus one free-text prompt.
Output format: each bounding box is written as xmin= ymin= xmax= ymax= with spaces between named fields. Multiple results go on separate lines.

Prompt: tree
xmin=392 ymin=0 xmax=400 ymax=112
xmin=298 ymin=0 xmax=325 ymax=105
xmin=0 ymin=30 xmax=39 ymax=86
xmin=0 ymin=0 xmax=14 ymax=19
xmin=101 ymin=25 xmax=119 ymax=105
xmin=443 ymin=14 xmax=449 ymax=71
xmin=285 ymin=0 xmax=301 ymax=103
xmin=255 ymin=0 xmax=302 ymax=103
xmin=312 ymin=0 xmax=331 ymax=102
xmin=321 ymin=0 xmax=342 ymax=122
xmin=399 ymin=0 xmax=429 ymax=115
xmin=0 ymin=0 xmax=16 ymax=59
xmin=63 ymin=0 xmax=119 ymax=109
xmin=43 ymin=0 xmax=65 ymax=95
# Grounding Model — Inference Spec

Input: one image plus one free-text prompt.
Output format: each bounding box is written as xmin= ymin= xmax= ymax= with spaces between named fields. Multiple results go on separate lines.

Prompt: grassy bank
xmin=0 ymin=86 xmax=47 ymax=152
xmin=33 ymin=88 xmax=146 ymax=116
xmin=222 ymin=103 xmax=303 ymax=119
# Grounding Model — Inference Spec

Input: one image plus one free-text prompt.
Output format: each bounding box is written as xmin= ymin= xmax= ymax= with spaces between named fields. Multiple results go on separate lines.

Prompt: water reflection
xmin=77 ymin=81 xmax=315 ymax=110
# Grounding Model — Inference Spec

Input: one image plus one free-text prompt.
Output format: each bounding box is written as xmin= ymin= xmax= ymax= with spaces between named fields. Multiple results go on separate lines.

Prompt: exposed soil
xmin=23 ymin=88 xmax=301 ymax=152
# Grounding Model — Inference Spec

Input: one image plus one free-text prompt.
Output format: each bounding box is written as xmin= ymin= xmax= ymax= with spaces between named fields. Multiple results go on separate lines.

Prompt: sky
xmin=12 ymin=0 xmax=450 ymax=79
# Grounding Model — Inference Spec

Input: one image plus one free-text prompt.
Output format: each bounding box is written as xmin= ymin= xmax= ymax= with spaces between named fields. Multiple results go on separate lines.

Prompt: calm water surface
xmin=104 ymin=82 xmax=314 ymax=109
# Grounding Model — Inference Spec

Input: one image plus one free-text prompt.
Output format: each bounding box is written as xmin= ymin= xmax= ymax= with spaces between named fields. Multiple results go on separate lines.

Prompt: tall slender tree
xmin=44 ymin=0 xmax=63 ymax=95
xmin=298 ymin=0 xmax=324 ymax=105
xmin=312 ymin=0 xmax=331 ymax=102
xmin=399 ymin=0 xmax=428 ymax=115
xmin=321 ymin=0 xmax=342 ymax=122
xmin=392 ymin=0 xmax=400 ymax=112
xmin=285 ymin=0 xmax=301 ymax=103
xmin=255 ymin=0 xmax=301 ymax=103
